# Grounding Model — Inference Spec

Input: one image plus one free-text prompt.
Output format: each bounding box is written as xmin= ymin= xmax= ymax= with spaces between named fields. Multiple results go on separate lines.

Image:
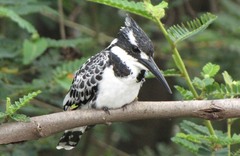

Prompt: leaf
xmin=193 ymin=77 xmax=215 ymax=91
xmin=167 ymin=13 xmax=217 ymax=43
xmin=180 ymin=120 xmax=210 ymax=135
xmin=201 ymin=63 xmax=220 ymax=78
xmin=163 ymin=68 xmax=181 ymax=77
xmin=0 ymin=112 xmax=7 ymax=119
xmin=171 ymin=136 xmax=200 ymax=153
xmin=193 ymin=77 xmax=205 ymax=90
xmin=144 ymin=1 xmax=167 ymax=20
xmin=11 ymin=114 xmax=30 ymax=122
xmin=7 ymin=90 xmax=41 ymax=115
xmin=222 ymin=71 xmax=233 ymax=86
xmin=88 ymin=0 xmax=154 ymax=21
xmin=6 ymin=97 xmax=11 ymax=114
xmin=0 ymin=7 xmax=37 ymax=34
xmin=23 ymin=38 xmax=48 ymax=65
xmin=175 ymin=86 xmax=194 ymax=100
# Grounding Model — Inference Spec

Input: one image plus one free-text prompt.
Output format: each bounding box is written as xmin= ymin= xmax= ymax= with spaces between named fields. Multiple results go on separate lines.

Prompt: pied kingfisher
xmin=56 ymin=15 xmax=172 ymax=150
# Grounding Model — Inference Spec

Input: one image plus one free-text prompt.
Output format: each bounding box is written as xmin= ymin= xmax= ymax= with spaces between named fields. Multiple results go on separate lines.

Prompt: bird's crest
xmin=119 ymin=15 xmax=154 ymax=56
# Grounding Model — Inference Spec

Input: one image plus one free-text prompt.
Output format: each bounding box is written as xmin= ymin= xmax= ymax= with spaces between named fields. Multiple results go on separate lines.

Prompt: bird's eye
xmin=132 ymin=45 xmax=140 ymax=53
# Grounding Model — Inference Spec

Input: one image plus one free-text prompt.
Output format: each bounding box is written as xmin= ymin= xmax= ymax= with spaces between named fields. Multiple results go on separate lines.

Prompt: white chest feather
xmin=95 ymin=66 xmax=142 ymax=109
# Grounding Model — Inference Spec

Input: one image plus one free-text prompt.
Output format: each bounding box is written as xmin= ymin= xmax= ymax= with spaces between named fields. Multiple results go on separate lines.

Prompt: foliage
xmin=175 ymin=63 xmax=240 ymax=100
xmin=167 ymin=13 xmax=217 ymax=43
xmin=172 ymin=120 xmax=240 ymax=155
xmin=88 ymin=0 xmax=158 ymax=21
xmin=0 ymin=90 xmax=41 ymax=122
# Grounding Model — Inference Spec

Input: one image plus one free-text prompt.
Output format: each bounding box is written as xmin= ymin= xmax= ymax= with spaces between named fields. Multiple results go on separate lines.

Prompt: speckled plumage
xmin=57 ymin=15 xmax=171 ymax=150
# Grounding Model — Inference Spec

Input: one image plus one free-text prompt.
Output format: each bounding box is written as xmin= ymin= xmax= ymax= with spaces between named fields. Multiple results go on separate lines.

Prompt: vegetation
xmin=0 ymin=0 xmax=240 ymax=155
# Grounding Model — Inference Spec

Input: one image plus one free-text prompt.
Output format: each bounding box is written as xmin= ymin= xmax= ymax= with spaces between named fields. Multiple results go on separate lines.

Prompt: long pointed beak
xmin=139 ymin=57 xmax=172 ymax=94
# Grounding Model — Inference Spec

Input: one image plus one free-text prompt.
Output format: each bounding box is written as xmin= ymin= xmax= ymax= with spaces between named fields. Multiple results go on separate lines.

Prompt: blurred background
xmin=0 ymin=0 xmax=240 ymax=155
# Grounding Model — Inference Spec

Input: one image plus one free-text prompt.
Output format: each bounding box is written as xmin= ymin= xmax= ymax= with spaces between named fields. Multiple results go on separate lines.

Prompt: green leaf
xmin=163 ymin=68 xmax=181 ymax=77
xmin=167 ymin=13 xmax=217 ymax=43
xmin=23 ymin=38 xmax=48 ymax=65
xmin=6 ymin=97 xmax=11 ymax=114
xmin=171 ymin=136 xmax=200 ymax=153
xmin=193 ymin=77 xmax=215 ymax=90
xmin=180 ymin=120 xmax=210 ymax=135
xmin=0 ymin=112 xmax=7 ymax=119
xmin=144 ymin=1 xmax=167 ymax=20
xmin=88 ymin=0 xmax=154 ymax=21
xmin=0 ymin=7 xmax=38 ymax=34
xmin=201 ymin=63 xmax=220 ymax=78
xmin=193 ymin=77 xmax=205 ymax=90
xmin=175 ymin=86 xmax=194 ymax=100
xmin=7 ymin=90 xmax=41 ymax=115
xmin=175 ymin=133 xmax=201 ymax=143
xmin=11 ymin=114 xmax=30 ymax=122
xmin=222 ymin=71 xmax=233 ymax=86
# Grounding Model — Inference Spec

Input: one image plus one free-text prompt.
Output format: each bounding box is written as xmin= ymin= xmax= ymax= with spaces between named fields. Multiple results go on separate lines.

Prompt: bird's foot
xmin=102 ymin=106 xmax=110 ymax=115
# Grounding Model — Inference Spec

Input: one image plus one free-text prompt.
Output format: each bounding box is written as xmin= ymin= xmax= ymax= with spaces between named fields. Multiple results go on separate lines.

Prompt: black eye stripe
xmin=132 ymin=45 xmax=140 ymax=53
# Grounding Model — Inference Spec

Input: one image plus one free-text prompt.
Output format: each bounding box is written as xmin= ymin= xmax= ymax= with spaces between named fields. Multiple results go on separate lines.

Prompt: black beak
xmin=139 ymin=57 xmax=172 ymax=94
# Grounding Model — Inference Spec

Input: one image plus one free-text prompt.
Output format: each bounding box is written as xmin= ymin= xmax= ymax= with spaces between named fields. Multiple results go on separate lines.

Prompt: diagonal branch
xmin=1 ymin=99 xmax=240 ymax=145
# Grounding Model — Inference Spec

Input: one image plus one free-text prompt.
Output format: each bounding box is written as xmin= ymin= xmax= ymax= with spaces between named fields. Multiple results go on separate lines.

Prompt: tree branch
xmin=1 ymin=99 xmax=240 ymax=145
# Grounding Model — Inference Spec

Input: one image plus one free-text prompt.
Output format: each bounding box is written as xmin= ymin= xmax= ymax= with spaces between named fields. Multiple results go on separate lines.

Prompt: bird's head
xmin=109 ymin=15 xmax=171 ymax=94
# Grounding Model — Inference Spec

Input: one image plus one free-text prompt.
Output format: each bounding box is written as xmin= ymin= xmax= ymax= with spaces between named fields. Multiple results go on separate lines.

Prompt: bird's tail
xmin=56 ymin=126 xmax=87 ymax=150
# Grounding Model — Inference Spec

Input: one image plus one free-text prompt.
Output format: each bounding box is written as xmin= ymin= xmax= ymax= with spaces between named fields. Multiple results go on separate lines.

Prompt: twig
xmin=41 ymin=12 xmax=113 ymax=44
xmin=58 ymin=0 xmax=66 ymax=39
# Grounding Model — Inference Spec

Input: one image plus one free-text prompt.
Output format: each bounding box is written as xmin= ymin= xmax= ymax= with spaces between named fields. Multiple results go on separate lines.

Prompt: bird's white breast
xmin=95 ymin=66 xmax=142 ymax=109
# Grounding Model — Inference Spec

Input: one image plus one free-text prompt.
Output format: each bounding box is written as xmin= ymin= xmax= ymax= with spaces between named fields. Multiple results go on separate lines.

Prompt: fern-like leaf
xmin=88 ymin=0 xmax=154 ymax=21
xmin=180 ymin=120 xmax=210 ymax=135
xmin=174 ymin=86 xmax=194 ymax=100
xmin=6 ymin=90 xmax=41 ymax=115
xmin=167 ymin=13 xmax=217 ymax=43
xmin=171 ymin=136 xmax=200 ymax=153
xmin=201 ymin=63 xmax=220 ymax=78
xmin=0 ymin=7 xmax=37 ymax=35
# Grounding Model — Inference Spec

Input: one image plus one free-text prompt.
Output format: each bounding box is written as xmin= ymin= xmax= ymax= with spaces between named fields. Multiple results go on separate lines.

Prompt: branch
xmin=1 ymin=99 xmax=240 ymax=144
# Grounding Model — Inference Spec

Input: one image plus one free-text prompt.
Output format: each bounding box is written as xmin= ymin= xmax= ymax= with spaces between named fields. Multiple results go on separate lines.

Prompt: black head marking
xmin=117 ymin=15 xmax=154 ymax=57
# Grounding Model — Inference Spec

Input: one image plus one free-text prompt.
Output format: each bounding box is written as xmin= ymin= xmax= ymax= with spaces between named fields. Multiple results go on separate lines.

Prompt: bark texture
xmin=1 ymin=99 xmax=240 ymax=144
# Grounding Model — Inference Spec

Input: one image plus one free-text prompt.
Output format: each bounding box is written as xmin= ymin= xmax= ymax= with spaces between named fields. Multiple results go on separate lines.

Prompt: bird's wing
xmin=63 ymin=52 xmax=109 ymax=111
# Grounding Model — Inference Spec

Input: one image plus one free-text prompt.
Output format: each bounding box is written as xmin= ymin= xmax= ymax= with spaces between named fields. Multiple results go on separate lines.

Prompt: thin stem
xmin=155 ymin=19 xmax=199 ymax=98
xmin=41 ymin=12 xmax=113 ymax=44
xmin=154 ymin=17 xmax=217 ymax=142
xmin=58 ymin=0 xmax=66 ymax=39
xmin=204 ymin=120 xmax=216 ymax=137
xmin=227 ymin=119 xmax=232 ymax=156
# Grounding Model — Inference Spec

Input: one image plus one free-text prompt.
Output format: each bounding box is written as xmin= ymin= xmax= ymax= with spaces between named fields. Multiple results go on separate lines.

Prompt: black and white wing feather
xmin=63 ymin=52 xmax=109 ymax=111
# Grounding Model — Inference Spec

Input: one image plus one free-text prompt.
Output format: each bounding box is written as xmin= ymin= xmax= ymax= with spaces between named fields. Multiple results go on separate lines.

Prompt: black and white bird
xmin=56 ymin=15 xmax=172 ymax=150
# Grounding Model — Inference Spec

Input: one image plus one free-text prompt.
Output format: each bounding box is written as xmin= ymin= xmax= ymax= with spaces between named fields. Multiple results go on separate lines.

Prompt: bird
xmin=56 ymin=15 xmax=172 ymax=150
